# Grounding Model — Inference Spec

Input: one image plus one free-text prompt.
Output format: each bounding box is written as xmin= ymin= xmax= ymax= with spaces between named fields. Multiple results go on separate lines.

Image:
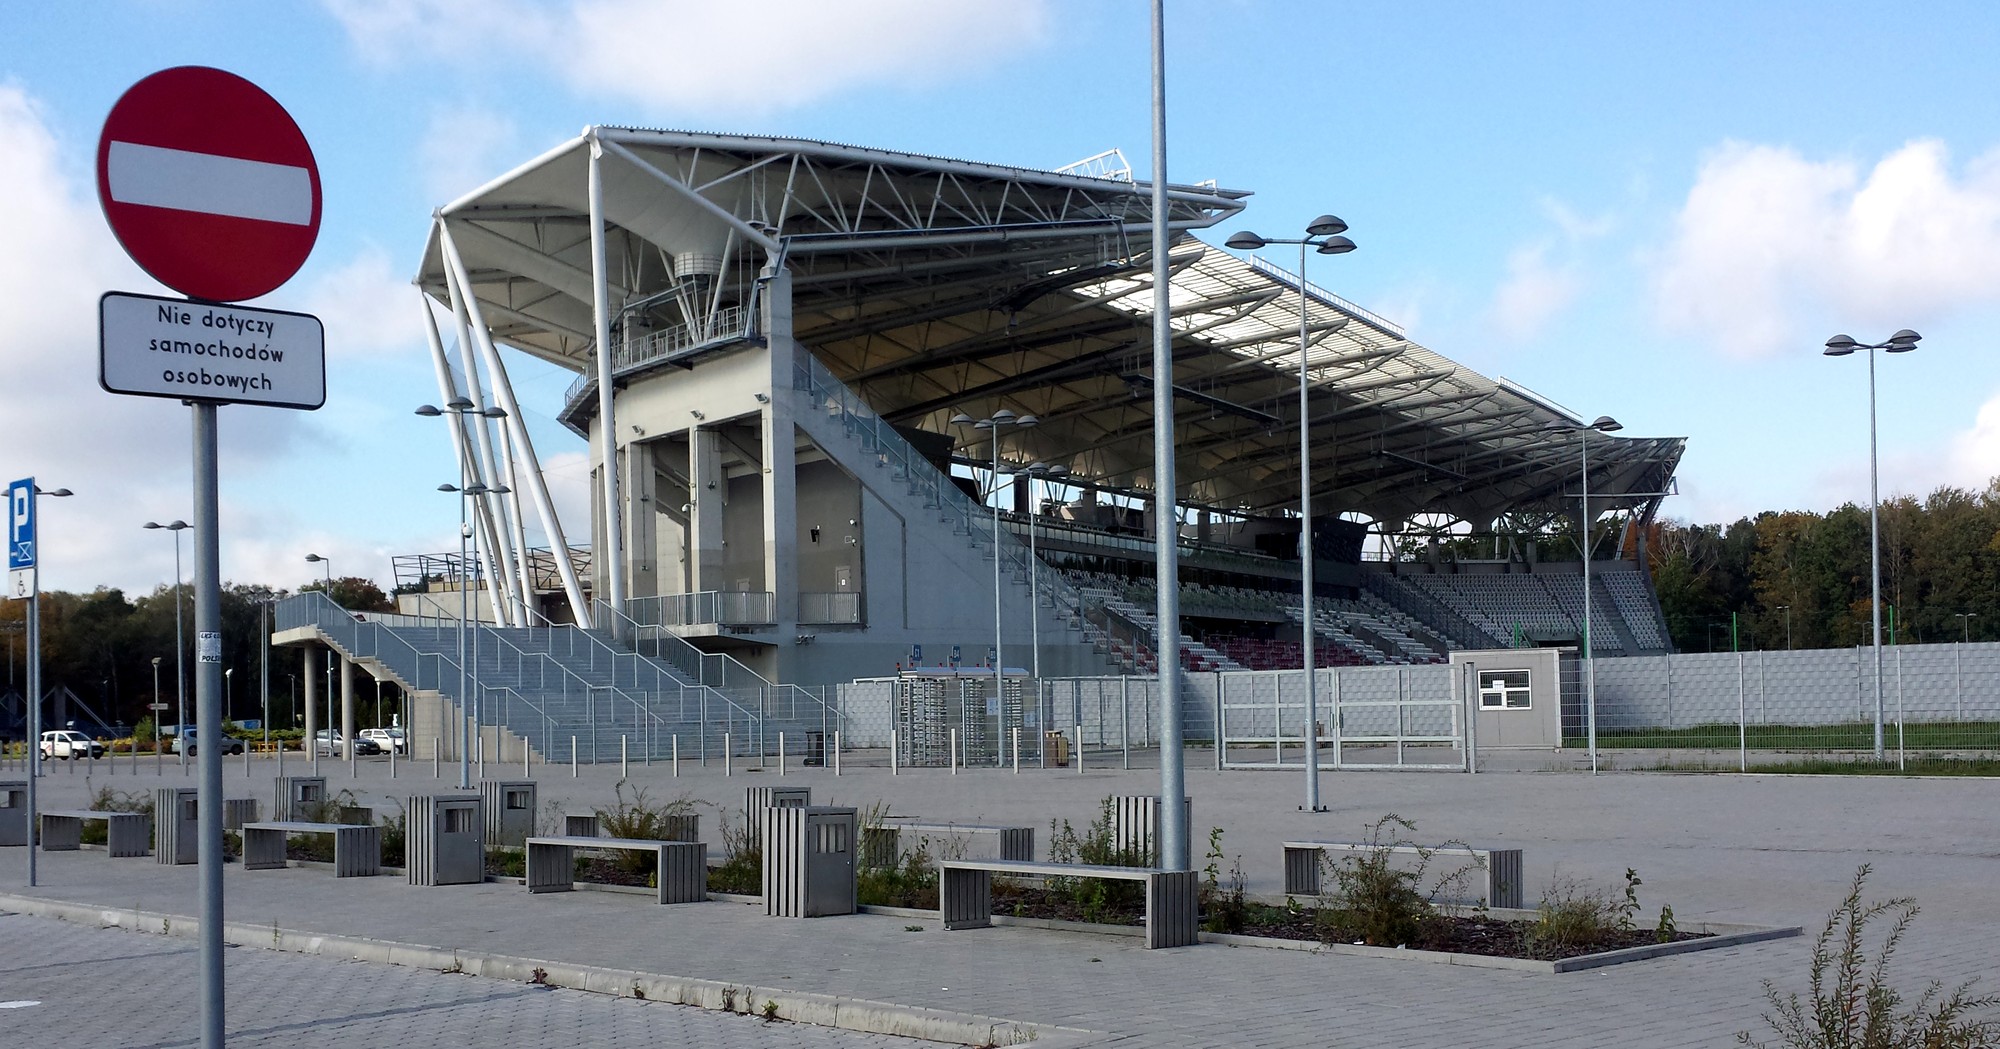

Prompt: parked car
xmin=313 ymin=730 xmax=383 ymax=757
xmin=171 ymin=727 xmax=244 ymax=757
xmin=358 ymin=728 xmax=406 ymax=755
xmin=40 ymin=730 xmax=105 ymax=760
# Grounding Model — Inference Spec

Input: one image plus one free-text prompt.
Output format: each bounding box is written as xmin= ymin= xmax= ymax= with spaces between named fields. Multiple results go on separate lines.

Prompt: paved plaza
xmin=2 ymin=752 xmax=1994 ymax=1047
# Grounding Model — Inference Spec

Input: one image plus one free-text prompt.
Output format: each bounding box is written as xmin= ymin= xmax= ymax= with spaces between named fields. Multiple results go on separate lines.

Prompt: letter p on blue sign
xmin=7 ymin=478 xmax=34 ymax=572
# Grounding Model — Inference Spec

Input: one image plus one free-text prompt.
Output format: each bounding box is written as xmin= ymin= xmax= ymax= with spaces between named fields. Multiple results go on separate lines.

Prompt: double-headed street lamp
xmin=440 ymin=481 xmax=508 ymax=788
xmin=22 ymin=483 xmax=70 ymax=888
xmin=1225 ymin=215 xmax=1357 ymax=813
xmin=1013 ymin=462 xmax=1070 ymax=681
xmin=144 ymin=520 xmax=190 ymax=764
xmin=1824 ymin=328 xmax=1920 ymax=759
xmin=304 ymin=553 xmax=335 ymax=766
xmin=950 ymin=410 xmax=1038 ymax=717
xmin=1544 ymin=415 xmax=1622 ymax=774
xmin=1955 ymin=612 xmax=1978 ymax=644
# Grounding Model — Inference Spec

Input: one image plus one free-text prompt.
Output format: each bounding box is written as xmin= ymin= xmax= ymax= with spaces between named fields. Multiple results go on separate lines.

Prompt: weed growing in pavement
xmin=1200 ymin=826 xmax=1248 ymax=934
xmin=1739 ymin=865 xmax=2000 ymax=1049
xmin=708 ymin=809 xmax=762 ymax=894
xmin=1045 ymin=797 xmax=1148 ymax=924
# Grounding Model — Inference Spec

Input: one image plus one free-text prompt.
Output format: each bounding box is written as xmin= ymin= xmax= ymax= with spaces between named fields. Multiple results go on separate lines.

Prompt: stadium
xmin=274 ymin=128 xmax=1689 ymax=764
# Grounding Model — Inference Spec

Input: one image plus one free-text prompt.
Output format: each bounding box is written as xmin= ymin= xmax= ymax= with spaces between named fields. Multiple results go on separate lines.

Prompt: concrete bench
xmin=865 ymin=820 xmax=1033 ymax=866
xmin=1282 ymin=840 xmax=1523 ymax=910
xmin=938 ymin=858 xmax=1199 ymax=949
xmin=524 ymin=835 xmax=707 ymax=905
xmin=41 ymin=810 xmax=149 ymax=858
xmin=242 ymin=821 xmax=382 ymax=877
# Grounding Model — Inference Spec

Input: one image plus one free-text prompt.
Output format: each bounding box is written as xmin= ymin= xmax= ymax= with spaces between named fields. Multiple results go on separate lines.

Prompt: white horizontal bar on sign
xmin=105 ymin=141 xmax=313 ymax=226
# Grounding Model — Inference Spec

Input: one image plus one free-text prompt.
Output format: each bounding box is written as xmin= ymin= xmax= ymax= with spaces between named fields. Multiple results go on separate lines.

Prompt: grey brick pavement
xmin=0 ymin=910 xmax=932 ymax=1048
xmin=5 ymin=755 xmax=1996 ymax=1047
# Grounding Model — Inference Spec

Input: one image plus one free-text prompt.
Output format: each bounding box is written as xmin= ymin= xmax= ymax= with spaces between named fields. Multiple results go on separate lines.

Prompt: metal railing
xmin=798 ymin=591 xmax=863 ymax=625
xmin=629 ymin=590 xmax=776 ymax=628
xmin=791 ymin=351 xmax=1085 ymax=631
xmin=563 ymin=300 xmax=759 ymax=412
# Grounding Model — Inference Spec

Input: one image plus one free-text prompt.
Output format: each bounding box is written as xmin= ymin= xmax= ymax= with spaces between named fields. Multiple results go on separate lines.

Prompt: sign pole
xmin=25 ymin=581 xmax=38 ymax=888
xmin=193 ymin=403 xmax=225 ymax=1049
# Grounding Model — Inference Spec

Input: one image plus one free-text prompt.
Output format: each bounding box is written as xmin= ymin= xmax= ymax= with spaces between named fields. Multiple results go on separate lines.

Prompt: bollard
xmin=350 ymin=744 xmax=357 ymax=780
xmin=950 ymin=728 xmax=958 ymax=775
xmin=890 ymin=729 xmax=898 ymax=776
xmin=1076 ymin=725 xmax=1085 ymax=775
xmin=621 ymin=735 xmax=628 ymax=780
xmin=571 ymin=735 xmax=578 ymax=778
xmin=672 ymin=734 xmax=679 ymax=778
xmin=779 ymin=732 xmax=786 ymax=778
xmin=1013 ymin=727 xmax=1021 ymax=774
xmin=389 ymin=743 xmax=396 ymax=779
xmin=833 ymin=731 xmax=841 ymax=777
xmin=432 ymin=738 xmax=439 ymax=779
xmin=724 ymin=733 xmax=732 ymax=777
xmin=522 ymin=741 xmax=529 ymax=778
xmin=275 ymin=741 xmax=283 ymax=778
xmin=244 ymin=744 xmax=251 ymax=778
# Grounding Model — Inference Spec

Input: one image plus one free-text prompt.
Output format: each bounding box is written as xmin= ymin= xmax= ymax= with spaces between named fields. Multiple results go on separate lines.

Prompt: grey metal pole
xmin=1150 ymin=0 xmax=1188 ymax=873
xmin=457 ymin=489 xmax=471 ymax=789
xmin=587 ymin=132 xmax=627 ymax=621
xmin=260 ymin=600 xmax=270 ymax=749
xmin=193 ymin=403 xmax=226 ymax=1049
xmin=992 ymin=429 xmax=1004 ymax=729
xmin=1028 ymin=472 xmax=1041 ymax=682
xmin=25 ymin=581 xmax=39 ymax=887
xmin=1298 ymin=237 xmax=1322 ymax=812
xmin=1582 ymin=432 xmax=1598 ymax=774
xmin=174 ymin=529 xmax=186 ymax=766
xmin=1866 ymin=346 xmax=1885 ymax=759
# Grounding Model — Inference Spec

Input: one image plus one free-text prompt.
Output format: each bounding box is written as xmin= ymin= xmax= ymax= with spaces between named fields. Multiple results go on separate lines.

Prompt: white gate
xmin=1216 ymin=664 xmax=1472 ymax=771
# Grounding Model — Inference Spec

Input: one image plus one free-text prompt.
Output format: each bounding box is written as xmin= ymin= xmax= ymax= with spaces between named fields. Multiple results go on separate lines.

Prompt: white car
xmin=358 ymin=728 xmax=406 ymax=755
xmin=313 ymin=730 xmax=383 ymax=757
xmin=40 ymin=730 xmax=105 ymax=760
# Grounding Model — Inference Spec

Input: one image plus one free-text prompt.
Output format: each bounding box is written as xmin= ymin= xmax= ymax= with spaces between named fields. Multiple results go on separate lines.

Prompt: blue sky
xmin=5 ymin=0 xmax=2000 ymax=596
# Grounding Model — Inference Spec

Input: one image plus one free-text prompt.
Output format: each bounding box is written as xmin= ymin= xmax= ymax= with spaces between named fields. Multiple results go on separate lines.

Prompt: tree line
xmin=1647 ymin=482 xmax=2000 ymax=653
xmin=1 ymin=577 xmax=392 ymax=737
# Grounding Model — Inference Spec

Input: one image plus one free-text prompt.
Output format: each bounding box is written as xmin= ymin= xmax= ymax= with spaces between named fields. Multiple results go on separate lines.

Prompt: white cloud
xmin=297 ymin=245 xmax=425 ymax=358
xmin=417 ymin=104 xmax=519 ymax=204
xmin=323 ymin=0 xmax=1050 ymax=115
xmin=1488 ymin=243 xmax=1580 ymax=343
xmin=1653 ymin=139 xmax=2000 ymax=358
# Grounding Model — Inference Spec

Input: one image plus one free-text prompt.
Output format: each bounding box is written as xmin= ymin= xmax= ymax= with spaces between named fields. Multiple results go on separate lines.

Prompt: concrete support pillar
xmin=627 ymin=441 xmax=658 ymax=599
xmin=761 ymin=266 xmax=799 ymax=681
xmin=302 ymin=645 xmax=319 ymax=743
xmin=690 ymin=428 xmax=726 ymax=593
xmin=340 ymin=656 xmax=356 ymax=749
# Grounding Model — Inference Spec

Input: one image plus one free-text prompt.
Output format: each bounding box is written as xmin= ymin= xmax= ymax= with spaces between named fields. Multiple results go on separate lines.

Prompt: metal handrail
xmin=791 ymin=351 xmax=1085 ymax=628
xmin=563 ymin=300 xmax=760 ymax=409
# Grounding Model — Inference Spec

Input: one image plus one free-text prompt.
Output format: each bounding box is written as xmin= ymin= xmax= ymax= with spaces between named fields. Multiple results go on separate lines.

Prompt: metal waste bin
xmin=763 ymin=805 xmax=857 ymax=918
xmin=803 ymin=731 xmax=826 ymax=767
xmin=156 ymin=787 xmax=198 ymax=864
xmin=275 ymin=776 xmax=327 ymax=821
xmin=222 ymin=798 xmax=259 ymax=830
xmin=0 ymin=781 xmax=26 ymax=847
xmin=743 ymin=786 xmax=810 ymax=841
xmin=1044 ymin=730 xmax=1070 ymax=767
xmin=407 ymin=794 xmax=484 ymax=886
xmin=564 ymin=813 xmax=599 ymax=837
xmin=479 ymin=780 xmax=537 ymax=846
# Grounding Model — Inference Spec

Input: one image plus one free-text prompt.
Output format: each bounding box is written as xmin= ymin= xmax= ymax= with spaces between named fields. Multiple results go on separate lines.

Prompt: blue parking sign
xmin=7 ymin=478 xmax=33 ymax=571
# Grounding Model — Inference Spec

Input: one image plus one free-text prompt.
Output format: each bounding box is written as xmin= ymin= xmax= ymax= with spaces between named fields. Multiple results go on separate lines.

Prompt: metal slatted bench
xmin=866 ymin=821 xmax=1034 ymax=866
xmin=1282 ymin=840 xmax=1523 ymax=909
xmin=40 ymin=810 xmax=149 ymax=858
xmin=938 ymin=858 xmax=1199 ymax=949
xmin=242 ymin=821 xmax=382 ymax=877
xmin=524 ymin=835 xmax=707 ymax=905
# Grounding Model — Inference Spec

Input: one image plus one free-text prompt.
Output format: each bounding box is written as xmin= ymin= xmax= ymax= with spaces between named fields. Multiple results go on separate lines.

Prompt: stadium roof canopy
xmin=417 ymin=128 xmax=1683 ymax=534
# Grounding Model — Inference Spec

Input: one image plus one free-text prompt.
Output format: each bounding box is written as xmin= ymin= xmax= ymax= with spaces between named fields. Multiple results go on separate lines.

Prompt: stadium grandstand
xmin=277 ymin=128 xmax=1683 ymax=761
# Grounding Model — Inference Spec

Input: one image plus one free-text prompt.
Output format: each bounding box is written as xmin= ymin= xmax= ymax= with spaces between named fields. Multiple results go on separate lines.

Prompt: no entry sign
xmin=96 ymin=66 xmax=321 ymax=303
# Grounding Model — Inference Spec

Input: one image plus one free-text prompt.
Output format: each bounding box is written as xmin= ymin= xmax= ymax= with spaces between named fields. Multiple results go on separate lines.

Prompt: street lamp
xmin=1225 ymin=216 xmax=1357 ymax=812
xmin=417 ymin=400 xmax=512 ymax=620
xmin=1544 ymin=414 xmax=1622 ymax=774
xmin=1775 ymin=605 xmax=1792 ymax=650
xmin=440 ymin=481 xmax=509 ymax=787
xmin=1955 ymin=612 xmax=1977 ymax=644
xmin=1010 ymin=462 xmax=1070 ymax=681
xmin=950 ymin=410 xmax=1037 ymax=726
xmin=1824 ymin=328 xmax=1920 ymax=759
xmin=224 ymin=668 xmax=234 ymax=724
xmin=22 ymin=483 xmax=70 ymax=889
xmin=144 ymin=520 xmax=191 ymax=764
xmin=304 ymin=553 xmax=334 ymax=765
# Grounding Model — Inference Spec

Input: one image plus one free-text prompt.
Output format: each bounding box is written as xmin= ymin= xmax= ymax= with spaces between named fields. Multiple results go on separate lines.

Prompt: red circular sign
xmin=96 ymin=67 xmax=321 ymax=303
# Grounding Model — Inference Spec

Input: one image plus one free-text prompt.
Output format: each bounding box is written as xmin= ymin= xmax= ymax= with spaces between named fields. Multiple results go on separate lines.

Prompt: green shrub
xmin=83 ymin=788 xmax=155 ymax=848
xmin=1044 ymin=797 xmax=1149 ymax=924
xmin=1200 ymin=827 xmax=1248 ymax=934
xmin=1740 ymin=865 xmax=2000 ymax=1049
xmin=378 ymin=803 xmax=406 ymax=868
xmin=1315 ymin=814 xmax=1482 ymax=948
xmin=707 ymin=807 xmax=762 ymax=894
xmin=594 ymin=782 xmax=696 ymax=875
